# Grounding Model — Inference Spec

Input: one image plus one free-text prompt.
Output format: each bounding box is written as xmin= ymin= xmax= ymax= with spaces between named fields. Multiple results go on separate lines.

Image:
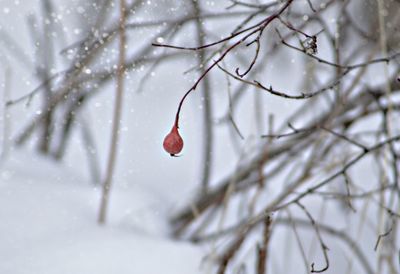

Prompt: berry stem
xmin=174 ymin=87 xmax=194 ymax=128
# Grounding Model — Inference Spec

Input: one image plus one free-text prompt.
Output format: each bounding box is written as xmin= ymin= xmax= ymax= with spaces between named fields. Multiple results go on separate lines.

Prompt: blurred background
xmin=0 ymin=0 xmax=399 ymax=273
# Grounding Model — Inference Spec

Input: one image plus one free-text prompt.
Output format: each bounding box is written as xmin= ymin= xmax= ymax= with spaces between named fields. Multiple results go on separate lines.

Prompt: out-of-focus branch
xmin=256 ymin=215 xmax=272 ymax=274
xmin=0 ymin=66 xmax=11 ymax=161
xmin=98 ymin=0 xmax=126 ymax=225
xmin=191 ymin=0 xmax=214 ymax=194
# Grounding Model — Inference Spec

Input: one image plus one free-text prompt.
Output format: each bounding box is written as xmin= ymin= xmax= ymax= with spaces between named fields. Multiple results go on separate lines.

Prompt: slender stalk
xmin=1 ymin=66 xmax=11 ymax=161
xmin=98 ymin=0 xmax=126 ymax=225
xmin=39 ymin=0 xmax=55 ymax=154
xmin=375 ymin=1 xmax=394 ymax=272
xmin=191 ymin=0 xmax=213 ymax=194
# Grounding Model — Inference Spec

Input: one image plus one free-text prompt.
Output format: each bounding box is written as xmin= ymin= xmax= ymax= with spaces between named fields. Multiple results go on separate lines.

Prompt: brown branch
xmin=191 ymin=217 xmax=374 ymax=274
xmin=219 ymin=63 xmax=347 ymax=100
xmin=217 ymin=232 xmax=248 ymax=274
xmin=374 ymin=219 xmax=394 ymax=251
xmin=274 ymin=134 xmax=400 ymax=211
xmin=192 ymin=0 xmax=214 ymax=194
xmin=171 ymin=0 xmax=294 ymax=129
xmin=296 ymin=202 xmax=330 ymax=273
xmin=236 ymin=37 xmax=261 ymax=78
xmin=256 ymin=215 xmax=272 ymax=274
xmin=277 ymin=29 xmax=400 ymax=70
xmin=98 ymin=0 xmax=126 ymax=224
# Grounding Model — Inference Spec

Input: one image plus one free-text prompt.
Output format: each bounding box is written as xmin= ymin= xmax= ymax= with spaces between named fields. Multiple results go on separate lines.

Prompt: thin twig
xmin=98 ymin=0 xmax=126 ymax=224
xmin=296 ymin=202 xmax=330 ymax=273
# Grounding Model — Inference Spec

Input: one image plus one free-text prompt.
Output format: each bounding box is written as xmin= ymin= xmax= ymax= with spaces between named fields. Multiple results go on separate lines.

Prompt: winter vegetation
xmin=0 ymin=0 xmax=400 ymax=273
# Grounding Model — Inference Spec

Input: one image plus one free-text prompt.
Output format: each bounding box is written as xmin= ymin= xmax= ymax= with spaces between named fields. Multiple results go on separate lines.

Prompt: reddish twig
xmin=156 ymin=0 xmax=294 ymax=130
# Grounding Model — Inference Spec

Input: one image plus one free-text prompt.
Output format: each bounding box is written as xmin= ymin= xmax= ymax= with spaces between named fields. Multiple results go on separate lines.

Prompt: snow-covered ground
xmin=0 ymin=151 xmax=204 ymax=274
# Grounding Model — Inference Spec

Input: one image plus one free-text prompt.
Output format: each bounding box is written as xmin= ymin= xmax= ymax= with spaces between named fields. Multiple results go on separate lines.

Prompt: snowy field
xmin=0 ymin=150 xmax=203 ymax=274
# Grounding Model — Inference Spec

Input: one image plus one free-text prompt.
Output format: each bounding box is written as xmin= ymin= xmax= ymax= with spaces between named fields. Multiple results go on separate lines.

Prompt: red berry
xmin=163 ymin=126 xmax=184 ymax=156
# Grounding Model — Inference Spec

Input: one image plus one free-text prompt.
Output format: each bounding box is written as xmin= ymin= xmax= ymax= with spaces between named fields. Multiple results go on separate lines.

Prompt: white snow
xmin=0 ymin=150 xmax=204 ymax=274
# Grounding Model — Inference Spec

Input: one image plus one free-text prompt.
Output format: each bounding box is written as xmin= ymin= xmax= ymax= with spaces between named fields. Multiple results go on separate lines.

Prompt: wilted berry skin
xmin=163 ymin=126 xmax=183 ymax=156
